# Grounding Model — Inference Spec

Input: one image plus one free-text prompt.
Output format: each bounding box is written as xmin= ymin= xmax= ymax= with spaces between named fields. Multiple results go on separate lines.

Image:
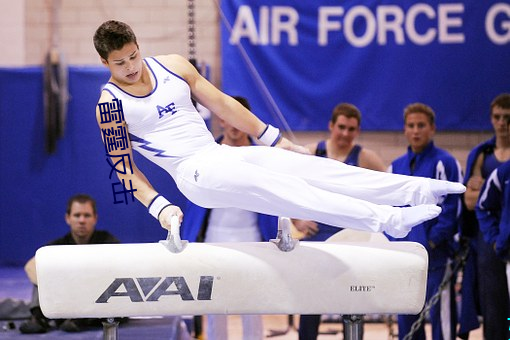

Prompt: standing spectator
xmin=388 ymin=103 xmax=462 ymax=340
xmin=181 ymin=96 xmax=278 ymax=340
xmin=296 ymin=102 xmax=386 ymax=340
xmin=477 ymin=160 xmax=510 ymax=263
xmin=459 ymin=93 xmax=510 ymax=340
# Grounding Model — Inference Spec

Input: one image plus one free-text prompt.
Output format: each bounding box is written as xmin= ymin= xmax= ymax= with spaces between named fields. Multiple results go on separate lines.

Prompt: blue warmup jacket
xmin=456 ymin=138 xmax=498 ymax=336
xmin=476 ymin=160 xmax=510 ymax=259
xmin=388 ymin=141 xmax=462 ymax=268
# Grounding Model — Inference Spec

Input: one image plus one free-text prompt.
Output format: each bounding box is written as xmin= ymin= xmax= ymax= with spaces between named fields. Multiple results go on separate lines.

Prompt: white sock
xmin=429 ymin=180 xmax=466 ymax=199
xmin=386 ymin=204 xmax=442 ymax=238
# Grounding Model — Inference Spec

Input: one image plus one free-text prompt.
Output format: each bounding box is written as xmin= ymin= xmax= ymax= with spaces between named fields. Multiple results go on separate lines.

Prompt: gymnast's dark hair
xmin=93 ymin=20 xmax=138 ymax=60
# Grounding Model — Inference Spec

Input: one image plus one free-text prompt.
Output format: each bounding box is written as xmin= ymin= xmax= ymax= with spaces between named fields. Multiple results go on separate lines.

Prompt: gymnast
xmin=93 ymin=20 xmax=465 ymax=239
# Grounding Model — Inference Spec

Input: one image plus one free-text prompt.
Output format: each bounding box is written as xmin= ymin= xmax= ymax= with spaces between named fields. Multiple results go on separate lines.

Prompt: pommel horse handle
xmin=159 ymin=215 xmax=188 ymax=253
xmin=270 ymin=217 xmax=299 ymax=252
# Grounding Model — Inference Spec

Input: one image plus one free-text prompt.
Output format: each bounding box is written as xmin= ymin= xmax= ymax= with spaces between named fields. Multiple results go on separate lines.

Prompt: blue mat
xmin=0 ymin=267 xmax=195 ymax=339
xmin=1 ymin=317 xmax=193 ymax=339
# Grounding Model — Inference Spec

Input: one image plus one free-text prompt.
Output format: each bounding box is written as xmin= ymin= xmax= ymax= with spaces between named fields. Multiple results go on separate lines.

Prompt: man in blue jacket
xmin=477 ymin=160 xmax=510 ymax=261
xmin=474 ymin=115 xmax=510 ymax=340
xmin=459 ymin=93 xmax=510 ymax=340
xmin=181 ymin=96 xmax=278 ymax=340
xmin=388 ymin=103 xmax=462 ymax=340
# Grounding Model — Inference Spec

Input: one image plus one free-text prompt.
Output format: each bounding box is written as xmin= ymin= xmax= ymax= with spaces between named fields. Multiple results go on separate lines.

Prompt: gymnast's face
xmin=404 ymin=112 xmax=435 ymax=154
xmin=329 ymin=115 xmax=360 ymax=148
xmin=101 ymin=42 xmax=143 ymax=85
xmin=65 ymin=201 xmax=98 ymax=244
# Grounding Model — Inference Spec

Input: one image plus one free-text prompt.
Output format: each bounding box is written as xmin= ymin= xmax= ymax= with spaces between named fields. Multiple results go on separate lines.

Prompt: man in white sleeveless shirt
xmin=181 ymin=96 xmax=277 ymax=339
xmin=93 ymin=20 xmax=465 ymax=240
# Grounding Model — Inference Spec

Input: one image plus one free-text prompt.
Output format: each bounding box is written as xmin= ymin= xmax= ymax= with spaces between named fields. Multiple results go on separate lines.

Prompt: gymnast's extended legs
xmin=176 ymin=145 xmax=465 ymax=238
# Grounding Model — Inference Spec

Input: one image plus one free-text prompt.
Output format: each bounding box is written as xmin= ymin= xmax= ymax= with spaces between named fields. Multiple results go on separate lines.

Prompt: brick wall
xmin=2 ymin=0 xmax=220 ymax=84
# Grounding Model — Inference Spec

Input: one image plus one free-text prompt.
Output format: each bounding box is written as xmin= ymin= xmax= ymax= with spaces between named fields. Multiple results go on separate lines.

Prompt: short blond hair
xmin=403 ymin=103 xmax=435 ymax=125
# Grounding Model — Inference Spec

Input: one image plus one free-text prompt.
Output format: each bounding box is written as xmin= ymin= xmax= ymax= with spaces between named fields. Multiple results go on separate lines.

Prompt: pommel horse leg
xmin=102 ymin=318 xmax=119 ymax=340
xmin=343 ymin=314 xmax=363 ymax=340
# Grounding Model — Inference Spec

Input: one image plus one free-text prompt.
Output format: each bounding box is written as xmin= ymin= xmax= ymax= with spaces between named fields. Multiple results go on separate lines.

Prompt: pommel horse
xmin=36 ymin=217 xmax=428 ymax=339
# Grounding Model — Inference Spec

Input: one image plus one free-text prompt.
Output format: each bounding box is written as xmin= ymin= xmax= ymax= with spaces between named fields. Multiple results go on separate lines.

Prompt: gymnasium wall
xmin=0 ymin=1 xmax=505 ymax=264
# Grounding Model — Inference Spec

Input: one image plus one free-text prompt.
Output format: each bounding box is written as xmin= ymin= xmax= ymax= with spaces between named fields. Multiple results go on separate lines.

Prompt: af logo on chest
xmin=157 ymin=102 xmax=177 ymax=118
xmin=95 ymin=276 xmax=214 ymax=303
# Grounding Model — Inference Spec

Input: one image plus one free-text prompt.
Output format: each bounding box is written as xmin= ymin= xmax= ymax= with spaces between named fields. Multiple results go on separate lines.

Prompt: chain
xmin=187 ymin=0 xmax=196 ymax=61
xmin=402 ymin=242 xmax=470 ymax=340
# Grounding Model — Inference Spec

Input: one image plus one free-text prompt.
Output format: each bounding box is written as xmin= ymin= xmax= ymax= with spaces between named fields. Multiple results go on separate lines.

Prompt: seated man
xmin=19 ymin=194 xmax=120 ymax=334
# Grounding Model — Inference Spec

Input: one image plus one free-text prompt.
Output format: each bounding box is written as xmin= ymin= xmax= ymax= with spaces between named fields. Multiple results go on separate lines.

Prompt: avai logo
xmin=96 ymin=276 xmax=214 ymax=303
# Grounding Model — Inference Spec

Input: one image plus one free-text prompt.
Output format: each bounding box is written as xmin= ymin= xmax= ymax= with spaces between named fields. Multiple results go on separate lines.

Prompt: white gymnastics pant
xmin=174 ymin=145 xmax=436 ymax=234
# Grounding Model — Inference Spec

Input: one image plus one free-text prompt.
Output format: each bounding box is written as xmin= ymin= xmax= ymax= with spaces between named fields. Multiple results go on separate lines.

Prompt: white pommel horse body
xmin=36 ymin=218 xmax=428 ymax=340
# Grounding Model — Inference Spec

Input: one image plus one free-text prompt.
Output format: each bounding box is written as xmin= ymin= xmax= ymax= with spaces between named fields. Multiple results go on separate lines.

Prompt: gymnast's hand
xmin=276 ymin=137 xmax=311 ymax=155
xmin=158 ymin=204 xmax=184 ymax=231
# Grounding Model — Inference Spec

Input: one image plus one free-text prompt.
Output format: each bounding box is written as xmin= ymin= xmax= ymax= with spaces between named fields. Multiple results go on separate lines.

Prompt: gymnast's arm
xmin=158 ymin=54 xmax=309 ymax=154
xmin=95 ymin=91 xmax=183 ymax=230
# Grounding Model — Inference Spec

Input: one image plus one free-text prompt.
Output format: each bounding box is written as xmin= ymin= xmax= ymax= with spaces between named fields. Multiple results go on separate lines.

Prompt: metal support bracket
xmin=159 ymin=215 xmax=188 ymax=253
xmin=270 ymin=217 xmax=299 ymax=252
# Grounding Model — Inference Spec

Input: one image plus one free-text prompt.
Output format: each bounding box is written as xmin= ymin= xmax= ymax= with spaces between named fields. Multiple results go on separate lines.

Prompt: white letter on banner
xmin=259 ymin=7 xmax=269 ymax=45
xmin=438 ymin=4 xmax=465 ymax=43
xmin=406 ymin=4 xmax=436 ymax=45
xmin=271 ymin=6 xmax=299 ymax=45
xmin=318 ymin=7 xmax=345 ymax=46
xmin=486 ymin=3 xmax=510 ymax=45
xmin=344 ymin=6 xmax=376 ymax=47
xmin=230 ymin=5 xmax=259 ymax=45
xmin=377 ymin=5 xmax=405 ymax=45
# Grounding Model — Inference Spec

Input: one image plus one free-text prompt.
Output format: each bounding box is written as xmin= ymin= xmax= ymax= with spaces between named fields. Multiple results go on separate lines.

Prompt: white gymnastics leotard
xmin=102 ymin=57 xmax=458 ymax=237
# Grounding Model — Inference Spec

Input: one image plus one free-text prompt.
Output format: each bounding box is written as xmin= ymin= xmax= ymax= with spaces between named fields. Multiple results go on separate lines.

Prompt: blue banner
xmin=221 ymin=1 xmax=510 ymax=131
